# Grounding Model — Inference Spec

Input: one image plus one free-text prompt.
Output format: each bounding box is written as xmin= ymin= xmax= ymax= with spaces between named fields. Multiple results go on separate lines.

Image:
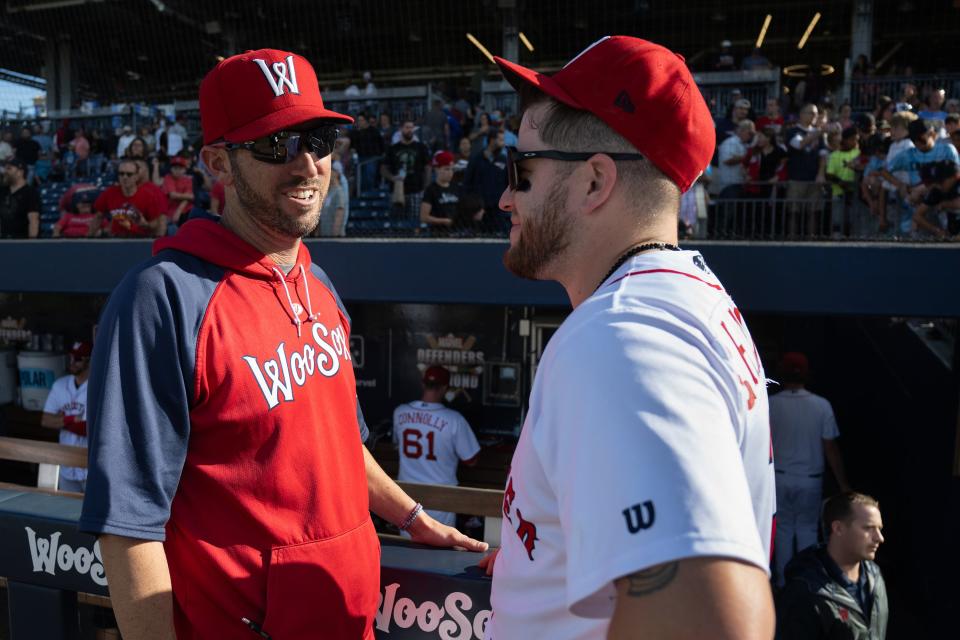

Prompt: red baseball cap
xmin=493 ymin=36 xmax=714 ymax=193
xmin=170 ymin=156 xmax=189 ymax=167
xmin=423 ymin=365 xmax=450 ymax=386
xmin=200 ymin=49 xmax=353 ymax=145
xmin=779 ymin=352 xmax=809 ymax=377
xmin=431 ymin=150 xmax=455 ymax=167
xmin=70 ymin=341 xmax=93 ymax=358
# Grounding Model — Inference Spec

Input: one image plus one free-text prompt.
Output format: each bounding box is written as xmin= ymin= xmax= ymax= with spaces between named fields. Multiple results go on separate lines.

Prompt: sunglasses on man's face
xmin=223 ymin=125 xmax=341 ymax=164
xmin=117 ymin=171 xmax=137 ymax=177
xmin=505 ymin=146 xmax=646 ymax=191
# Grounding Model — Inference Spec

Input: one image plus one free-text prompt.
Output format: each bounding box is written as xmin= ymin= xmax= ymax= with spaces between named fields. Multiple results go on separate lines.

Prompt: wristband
xmin=63 ymin=415 xmax=87 ymax=436
xmin=398 ymin=503 xmax=423 ymax=532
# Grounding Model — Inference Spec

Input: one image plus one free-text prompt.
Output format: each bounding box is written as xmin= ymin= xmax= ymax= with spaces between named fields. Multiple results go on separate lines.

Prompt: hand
xmin=478 ymin=548 xmax=500 ymax=576
xmin=407 ymin=512 xmax=489 ymax=553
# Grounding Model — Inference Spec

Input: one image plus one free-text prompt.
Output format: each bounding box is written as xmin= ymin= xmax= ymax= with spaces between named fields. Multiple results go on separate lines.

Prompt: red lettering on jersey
xmin=515 ymin=508 xmax=539 ymax=561
xmin=738 ymin=376 xmax=757 ymax=410
xmin=721 ymin=310 xmax=760 ymax=386
xmin=503 ymin=477 xmax=516 ymax=523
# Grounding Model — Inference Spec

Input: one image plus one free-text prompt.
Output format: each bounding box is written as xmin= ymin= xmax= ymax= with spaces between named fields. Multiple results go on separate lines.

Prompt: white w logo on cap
xmin=254 ymin=55 xmax=301 ymax=97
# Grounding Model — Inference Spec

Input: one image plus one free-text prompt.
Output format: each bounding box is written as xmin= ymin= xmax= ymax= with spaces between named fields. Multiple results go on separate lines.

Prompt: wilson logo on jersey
xmin=253 ymin=55 xmax=300 ymax=97
xmin=242 ymin=321 xmax=351 ymax=409
xmin=622 ymin=501 xmax=656 ymax=534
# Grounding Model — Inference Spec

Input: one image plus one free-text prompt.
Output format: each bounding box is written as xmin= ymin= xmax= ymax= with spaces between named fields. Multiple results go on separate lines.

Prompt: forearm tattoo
xmin=624 ymin=562 xmax=679 ymax=597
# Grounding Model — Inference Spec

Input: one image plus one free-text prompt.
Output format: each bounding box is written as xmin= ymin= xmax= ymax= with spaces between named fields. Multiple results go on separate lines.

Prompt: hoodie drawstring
xmin=273 ymin=267 xmax=303 ymax=337
xmin=299 ymin=264 xmax=318 ymax=321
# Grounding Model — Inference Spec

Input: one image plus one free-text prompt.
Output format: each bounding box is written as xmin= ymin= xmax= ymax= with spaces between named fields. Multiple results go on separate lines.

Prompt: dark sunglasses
xmin=223 ymin=125 xmax=341 ymax=164
xmin=506 ymin=146 xmax=646 ymax=191
xmin=117 ymin=171 xmax=137 ymax=177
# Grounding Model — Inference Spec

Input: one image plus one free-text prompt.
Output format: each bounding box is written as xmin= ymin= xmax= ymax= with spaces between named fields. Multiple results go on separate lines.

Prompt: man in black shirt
xmin=913 ymin=159 xmax=960 ymax=238
xmin=0 ymin=158 xmax=41 ymax=238
xmin=420 ymin=151 xmax=459 ymax=230
xmin=13 ymin=127 xmax=42 ymax=183
xmin=382 ymin=120 xmax=431 ymax=219
xmin=349 ymin=113 xmax=385 ymax=193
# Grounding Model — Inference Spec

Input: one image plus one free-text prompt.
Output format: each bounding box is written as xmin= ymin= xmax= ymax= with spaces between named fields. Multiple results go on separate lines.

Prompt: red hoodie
xmin=80 ymin=219 xmax=379 ymax=639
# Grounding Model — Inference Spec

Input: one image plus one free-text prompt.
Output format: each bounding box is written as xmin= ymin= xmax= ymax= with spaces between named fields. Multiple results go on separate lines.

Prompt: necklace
xmin=596 ymin=242 xmax=680 ymax=291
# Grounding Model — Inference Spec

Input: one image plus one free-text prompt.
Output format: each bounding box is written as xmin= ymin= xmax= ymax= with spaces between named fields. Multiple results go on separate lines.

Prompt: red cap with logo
xmin=779 ymin=352 xmax=809 ymax=377
xmin=493 ymin=36 xmax=714 ymax=193
xmin=200 ymin=49 xmax=353 ymax=146
xmin=423 ymin=365 xmax=450 ymax=386
xmin=70 ymin=341 xmax=93 ymax=358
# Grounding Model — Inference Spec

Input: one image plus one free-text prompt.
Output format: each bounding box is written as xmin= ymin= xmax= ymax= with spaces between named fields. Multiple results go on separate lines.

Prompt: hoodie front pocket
xmin=261 ymin=519 xmax=381 ymax=639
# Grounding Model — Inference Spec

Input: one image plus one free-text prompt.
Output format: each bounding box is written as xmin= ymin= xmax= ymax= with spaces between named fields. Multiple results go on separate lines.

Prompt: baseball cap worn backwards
xmin=493 ymin=36 xmax=715 ymax=192
xmin=200 ymin=48 xmax=353 ymax=146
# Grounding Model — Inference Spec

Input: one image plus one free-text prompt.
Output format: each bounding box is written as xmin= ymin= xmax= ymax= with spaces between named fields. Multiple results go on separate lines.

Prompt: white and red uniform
xmin=42 ymin=374 xmax=88 ymax=486
xmin=393 ymin=400 xmax=481 ymax=526
xmin=488 ymin=250 xmax=775 ymax=640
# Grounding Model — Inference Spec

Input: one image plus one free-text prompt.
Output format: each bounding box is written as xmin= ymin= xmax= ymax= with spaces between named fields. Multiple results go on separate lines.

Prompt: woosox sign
xmin=1 ymin=490 xmax=492 ymax=638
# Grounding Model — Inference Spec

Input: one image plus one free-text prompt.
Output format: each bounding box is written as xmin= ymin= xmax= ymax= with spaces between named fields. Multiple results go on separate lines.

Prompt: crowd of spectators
xmin=0 ymin=88 xmax=516 ymax=239
xmin=701 ymin=77 xmax=960 ymax=240
xmin=3 ymin=62 xmax=960 ymax=241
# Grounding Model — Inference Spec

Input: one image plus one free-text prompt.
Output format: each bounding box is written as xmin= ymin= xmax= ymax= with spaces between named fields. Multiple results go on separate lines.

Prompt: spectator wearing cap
xmin=770 ymin=352 xmax=850 ymax=588
xmin=392 ymin=365 xmax=481 ymax=533
xmin=40 ymin=340 xmax=93 ymax=492
xmin=716 ymin=97 xmax=751 ymax=145
xmin=0 ymin=157 xmax=40 ymax=238
xmin=53 ymin=188 xmax=100 ymax=238
xmin=382 ymin=119 xmax=432 ymax=219
xmin=913 ymin=159 xmax=960 ymax=238
xmin=714 ymin=39 xmax=736 ymax=71
xmin=315 ymin=159 xmax=349 ymax=237
xmin=420 ymin=150 xmax=460 ymax=229
xmin=826 ymin=127 xmax=861 ymax=236
xmin=160 ymin=156 xmax=195 ymax=224
xmin=881 ymin=118 xmax=960 ymax=236
xmin=348 ymin=113 xmax=385 ymax=193
xmin=463 ymin=128 xmax=508 ymax=232
xmin=785 ymin=103 xmax=828 ymax=236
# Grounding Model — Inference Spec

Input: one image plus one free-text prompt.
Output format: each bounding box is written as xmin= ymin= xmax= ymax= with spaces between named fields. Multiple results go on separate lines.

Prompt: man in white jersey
xmin=40 ymin=341 xmax=92 ymax=492
xmin=770 ymin=352 xmax=850 ymax=588
xmin=478 ymin=36 xmax=776 ymax=639
xmin=393 ymin=365 xmax=481 ymax=527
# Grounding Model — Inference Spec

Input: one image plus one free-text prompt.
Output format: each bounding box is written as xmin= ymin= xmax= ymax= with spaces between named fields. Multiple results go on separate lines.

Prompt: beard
xmin=231 ymin=161 xmax=326 ymax=239
xmin=503 ymin=177 xmax=573 ymax=280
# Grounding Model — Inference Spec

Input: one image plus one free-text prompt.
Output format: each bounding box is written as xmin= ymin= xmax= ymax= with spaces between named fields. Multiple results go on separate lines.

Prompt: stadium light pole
xmin=755 ymin=14 xmax=772 ymax=49
xmin=797 ymin=12 xmax=822 ymax=50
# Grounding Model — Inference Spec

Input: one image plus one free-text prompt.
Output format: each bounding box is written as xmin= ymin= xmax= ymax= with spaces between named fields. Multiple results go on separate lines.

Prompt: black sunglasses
xmin=117 ymin=171 xmax=137 ymax=177
xmin=506 ymin=146 xmax=646 ymax=191
xmin=223 ymin=125 xmax=341 ymax=164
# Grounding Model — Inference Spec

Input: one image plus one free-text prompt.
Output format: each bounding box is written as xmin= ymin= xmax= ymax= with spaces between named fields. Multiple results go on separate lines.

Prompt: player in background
xmin=479 ymin=36 xmax=775 ymax=640
xmin=393 ymin=365 xmax=481 ymax=529
xmin=40 ymin=341 xmax=92 ymax=492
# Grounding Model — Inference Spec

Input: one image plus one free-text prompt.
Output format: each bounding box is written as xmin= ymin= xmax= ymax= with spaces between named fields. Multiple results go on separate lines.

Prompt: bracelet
xmin=398 ymin=503 xmax=423 ymax=532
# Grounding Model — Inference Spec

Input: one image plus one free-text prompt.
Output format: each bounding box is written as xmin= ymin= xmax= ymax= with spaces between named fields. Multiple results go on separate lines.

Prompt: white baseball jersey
xmin=42 ymin=374 xmax=88 ymax=482
xmin=769 ymin=389 xmax=839 ymax=476
xmin=487 ymin=250 xmax=775 ymax=640
xmin=393 ymin=400 xmax=481 ymax=526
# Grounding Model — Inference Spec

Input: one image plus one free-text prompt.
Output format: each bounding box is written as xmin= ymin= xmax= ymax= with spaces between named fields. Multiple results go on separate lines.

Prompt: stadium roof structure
xmin=1 ymin=0 xmax=958 ymax=106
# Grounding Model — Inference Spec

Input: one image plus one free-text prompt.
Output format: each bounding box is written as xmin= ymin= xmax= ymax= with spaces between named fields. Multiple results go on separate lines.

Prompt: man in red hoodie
xmin=80 ymin=49 xmax=487 ymax=640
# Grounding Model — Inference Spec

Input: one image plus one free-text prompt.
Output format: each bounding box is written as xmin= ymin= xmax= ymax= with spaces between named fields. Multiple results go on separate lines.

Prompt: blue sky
xmin=0 ymin=75 xmax=46 ymax=117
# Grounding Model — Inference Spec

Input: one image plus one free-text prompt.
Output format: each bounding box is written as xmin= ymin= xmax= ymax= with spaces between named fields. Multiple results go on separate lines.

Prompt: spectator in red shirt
xmin=53 ymin=189 xmax=99 ymax=238
xmin=756 ymin=97 xmax=784 ymax=135
xmin=161 ymin=156 xmax=195 ymax=223
xmin=93 ymin=159 xmax=167 ymax=237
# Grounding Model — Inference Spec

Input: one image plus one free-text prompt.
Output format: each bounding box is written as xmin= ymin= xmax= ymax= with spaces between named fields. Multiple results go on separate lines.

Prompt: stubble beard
xmin=503 ymin=177 xmax=573 ymax=280
xmin=231 ymin=162 xmax=325 ymax=239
